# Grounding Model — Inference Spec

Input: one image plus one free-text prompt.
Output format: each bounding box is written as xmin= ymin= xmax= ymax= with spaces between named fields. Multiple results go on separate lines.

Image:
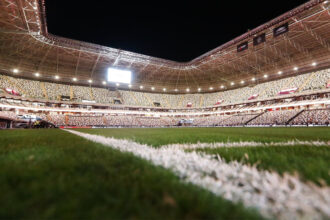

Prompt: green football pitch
xmin=0 ymin=127 xmax=329 ymax=219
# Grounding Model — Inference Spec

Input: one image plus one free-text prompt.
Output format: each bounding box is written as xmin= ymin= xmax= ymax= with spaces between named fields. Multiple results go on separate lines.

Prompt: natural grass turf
xmin=194 ymin=146 xmax=330 ymax=185
xmin=76 ymin=127 xmax=330 ymax=147
xmin=0 ymin=129 xmax=262 ymax=219
xmin=77 ymin=127 xmax=330 ymax=185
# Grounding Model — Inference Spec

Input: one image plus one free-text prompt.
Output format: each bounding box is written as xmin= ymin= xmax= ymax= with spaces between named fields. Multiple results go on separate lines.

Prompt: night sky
xmin=45 ymin=0 xmax=307 ymax=62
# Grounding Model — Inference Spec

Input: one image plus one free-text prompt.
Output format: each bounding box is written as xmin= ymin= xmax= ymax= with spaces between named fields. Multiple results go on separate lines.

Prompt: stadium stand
xmin=1 ymin=68 xmax=329 ymax=108
xmin=289 ymin=109 xmax=330 ymax=125
xmin=248 ymin=109 xmax=302 ymax=126
xmin=0 ymin=68 xmax=329 ymax=128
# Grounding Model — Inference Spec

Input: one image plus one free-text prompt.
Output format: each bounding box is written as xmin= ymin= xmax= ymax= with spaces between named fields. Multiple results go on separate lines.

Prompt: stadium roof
xmin=0 ymin=0 xmax=330 ymax=93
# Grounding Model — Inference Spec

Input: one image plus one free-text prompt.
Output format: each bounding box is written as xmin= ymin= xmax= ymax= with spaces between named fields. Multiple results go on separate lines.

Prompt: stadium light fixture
xmin=312 ymin=62 xmax=317 ymax=66
xmin=293 ymin=67 xmax=298 ymax=71
xmin=151 ymin=87 xmax=155 ymax=91
xmin=251 ymin=77 xmax=256 ymax=81
xmin=240 ymin=80 xmax=245 ymax=84
xmin=230 ymin=82 xmax=235 ymax=86
xmin=186 ymin=88 xmax=190 ymax=92
xmin=88 ymin=79 xmax=93 ymax=83
xmin=278 ymin=71 xmax=283 ymax=75
xmin=12 ymin=68 xmax=19 ymax=73
xmin=209 ymin=87 xmax=213 ymax=90
xmin=116 ymin=83 xmax=120 ymax=87
xmin=107 ymin=67 xmax=131 ymax=84
xmin=55 ymin=75 xmax=60 ymax=80
xmin=264 ymin=74 xmax=268 ymax=78
xmin=163 ymin=88 xmax=166 ymax=91
xmin=220 ymin=85 xmax=225 ymax=89
xmin=128 ymin=84 xmax=132 ymax=88
xmin=198 ymin=88 xmax=201 ymax=92
xmin=34 ymin=72 xmax=40 ymax=77
xmin=140 ymin=85 xmax=144 ymax=89
xmin=102 ymin=81 xmax=107 ymax=85
xmin=174 ymin=89 xmax=178 ymax=92
xmin=72 ymin=77 xmax=77 ymax=82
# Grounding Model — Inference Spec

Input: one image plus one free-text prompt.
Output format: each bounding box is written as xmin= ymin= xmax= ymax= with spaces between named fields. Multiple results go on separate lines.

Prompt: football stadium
xmin=0 ymin=0 xmax=330 ymax=219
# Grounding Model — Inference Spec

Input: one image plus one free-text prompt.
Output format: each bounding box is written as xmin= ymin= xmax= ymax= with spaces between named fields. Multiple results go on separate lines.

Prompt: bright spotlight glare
xmin=13 ymin=69 xmax=19 ymax=73
xmin=55 ymin=75 xmax=60 ymax=80
xmin=107 ymin=68 xmax=131 ymax=84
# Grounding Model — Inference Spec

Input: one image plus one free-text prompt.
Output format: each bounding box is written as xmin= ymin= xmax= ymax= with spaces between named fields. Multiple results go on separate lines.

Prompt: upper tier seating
xmin=0 ymin=68 xmax=329 ymax=108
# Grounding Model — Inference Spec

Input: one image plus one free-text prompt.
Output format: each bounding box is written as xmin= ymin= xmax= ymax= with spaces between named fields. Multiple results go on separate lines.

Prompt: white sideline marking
xmin=64 ymin=129 xmax=330 ymax=219
xmin=162 ymin=140 xmax=330 ymax=150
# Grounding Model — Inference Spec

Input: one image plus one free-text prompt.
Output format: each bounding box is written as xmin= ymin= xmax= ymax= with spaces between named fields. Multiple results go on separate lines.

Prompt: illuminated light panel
xmin=72 ymin=77 xmax=77 ymax=82
xmin=88 ymin=79 xmax=93 ymax=83
xmin=240 ymin=80 xmax=245 ymax=84
xmin=264 ymin=74 xmax=268 ymax=78
xmin=163 ymin=88 xmax=166 ymax=91
xmin=186 ymin=88 xmax=190 ymax=92
xmin=278 ymin=71 xmax=283 ymax=75
xmin=13 ymin=69 xmax=19 ymax=73
xmin=55 ymin=75 xmax=60 ymax=80
xmin=251 ymin=78 xmax=256 ymax=81
xmin=312 ymin=62 xmax=317 ymax=66
xmin=294 ymin=67 xmax=298 ymax=71
xmin=140 ymin=85 xmax=144 ymax=89
xmin=220 ymin=85 xmax=225 ymax=89
xmin=209 ymin=87 xmax=213 ymax=90
xmin=107 ymin=68 xmax=132 ymax=84
xmin=230 ymin=82 xmax=235 ymax=86
xmin=198 ymin=88 xmax=201 ymax=92
xmin=151 ymin=87 xmax=155 ymax=91
xmin=34 ymin=73 xmax=40 ymax=77
xmin=174 ymin=89 xmax=178 ymax=92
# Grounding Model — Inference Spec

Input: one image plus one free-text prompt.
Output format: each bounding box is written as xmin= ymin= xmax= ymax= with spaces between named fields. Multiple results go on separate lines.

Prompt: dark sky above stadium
xmin=45 ymin=0 xmax=307 ymax=62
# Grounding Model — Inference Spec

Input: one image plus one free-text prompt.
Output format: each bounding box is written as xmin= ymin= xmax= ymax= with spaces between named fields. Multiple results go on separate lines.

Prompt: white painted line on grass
xmin=64 ymin=129 xmax=330 ymax=220
xmin=162 ymin=140 xmax=330 ymax=150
